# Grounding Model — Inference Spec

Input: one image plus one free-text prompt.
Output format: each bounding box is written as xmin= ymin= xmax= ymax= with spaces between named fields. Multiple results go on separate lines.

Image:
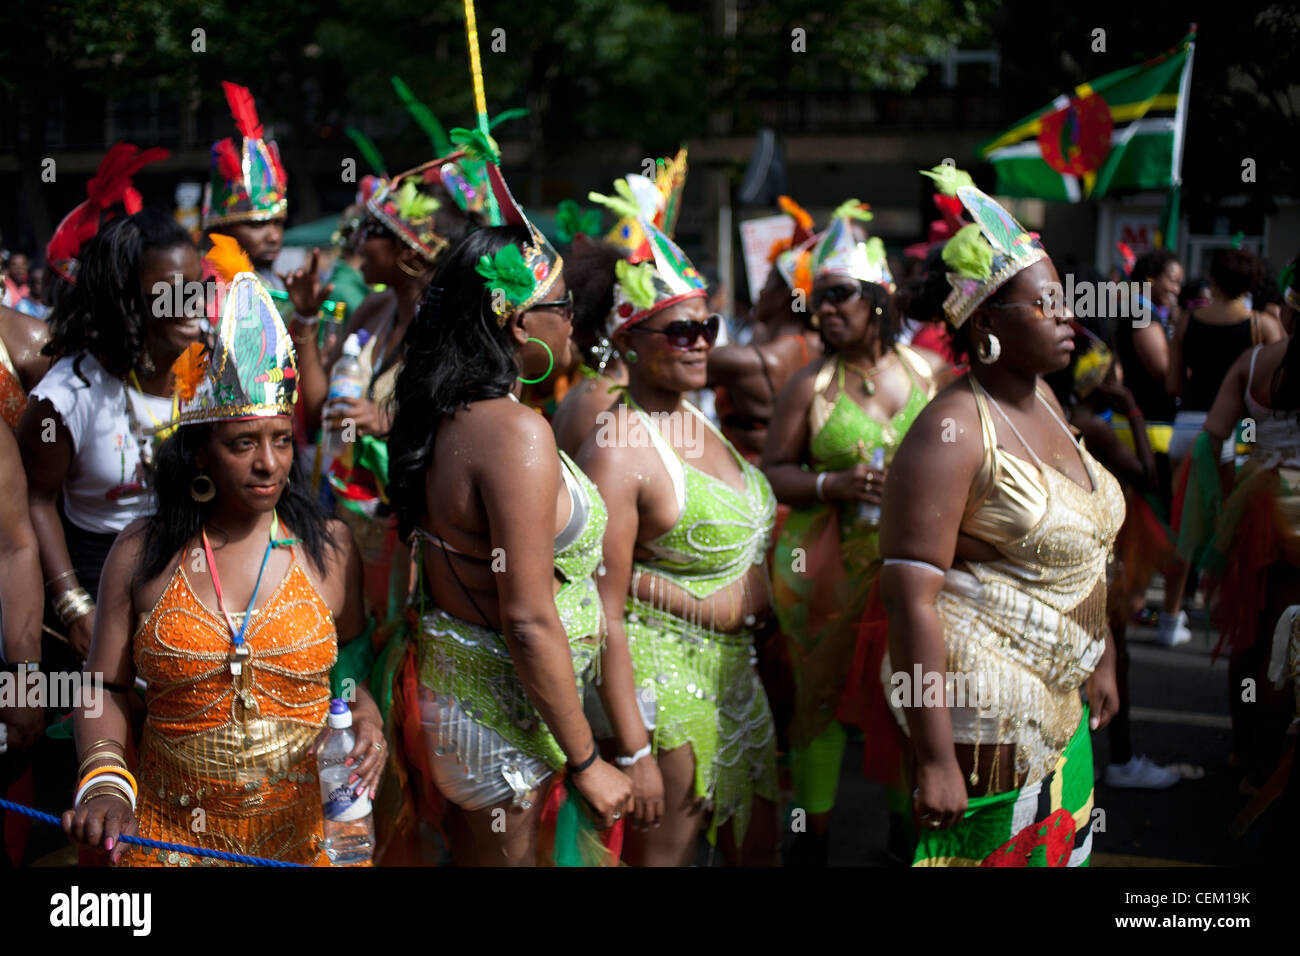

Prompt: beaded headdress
xmin=920 ymin=164 xmax=1048 ymax=328
xmin=202 ymin=83 xmax=289 ymax=229
xmin=172 ymin=235 xmax=297 ymax=425
xmin=46 ymin=143 xmax=170 ymax=284
xmin=589 ymin=177 xmax=707 ymax=337
xmin=475 ymin=150 xmax=563 ymax=324
xmin=365 ymin=159 xmax=460 ymax=264
xmin=809 ymin=199 xmax=893 ymax=290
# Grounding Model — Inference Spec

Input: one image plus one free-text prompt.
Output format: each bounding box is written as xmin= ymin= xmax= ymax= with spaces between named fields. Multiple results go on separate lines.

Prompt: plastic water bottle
xmin=322 ymin=331 xmax=367 ymax=465
xmin=854 ymin=446 xmax=887 ymax=532
xmin=317 ymin=698 xmax=374 ymax=865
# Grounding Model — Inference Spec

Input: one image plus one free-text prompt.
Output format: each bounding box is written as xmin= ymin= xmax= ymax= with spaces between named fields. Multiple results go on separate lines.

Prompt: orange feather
xmin=778 ymin=195 xmax=813 ymax=232
xmin=171 ymin=342 xmax=209 ymax=401
xmin=205 ymin=233 xmax=255 ymax=282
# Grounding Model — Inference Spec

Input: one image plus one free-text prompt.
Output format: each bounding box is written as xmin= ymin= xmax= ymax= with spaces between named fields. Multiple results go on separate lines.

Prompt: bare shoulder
xmin=708 ymin=343 xmax=760 ymax=380
xmin=897 ymin=378 xmax=981 ymax=464
xmin=777 ymin=355 xmax=825 ymax=403
xmin=908 ymin=345 xmax=948 ymax=374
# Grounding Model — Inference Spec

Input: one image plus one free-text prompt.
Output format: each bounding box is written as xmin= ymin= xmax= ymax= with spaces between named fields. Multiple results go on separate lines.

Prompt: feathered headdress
xmin=476 ymin=161 xmax=563 ymax=323
xmin=920 ymin=164 xmax=1047 ymax=328
xmin=808 ymin=199 xmax=893 ymax=290
xmin=46 ymin=143 xmax=170 ymax=283
xmin=605 ymin=148 xmax=689 ymax=256
xmin=589 ymin=176 xmax=707 ymax=338
xmin=202 ymin=82 xmax=289 ymax=228
xmin=172 ymin=234 xmax=297 ymax=425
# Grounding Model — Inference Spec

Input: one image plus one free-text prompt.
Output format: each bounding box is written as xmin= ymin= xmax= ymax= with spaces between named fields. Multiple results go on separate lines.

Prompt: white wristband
xmin=292 ymin=312 xmax=321 ymax=327
xmin=615 ymin=744 xmax=653 ymax=768
xmin=815 ymin=472 xmax=829 ymax=502
xmin=75 ymin=773 xmax=136 ymax=812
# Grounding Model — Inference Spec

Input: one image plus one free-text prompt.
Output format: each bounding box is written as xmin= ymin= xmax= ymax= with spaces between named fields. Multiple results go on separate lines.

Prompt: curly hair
xmin=42 ymin=208 xmax=195 ymax=378
xmin=562 ymin=237 xmax=628 ymax=355
xmin=1209 ymin=248 xmax=1261 ymax=300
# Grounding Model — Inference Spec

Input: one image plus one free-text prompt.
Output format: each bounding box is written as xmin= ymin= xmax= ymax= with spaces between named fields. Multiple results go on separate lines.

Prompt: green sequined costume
xmin=623 ymin=401 xmax=779 ymax=843
xmin=772 ymin=347 xmax=936 ymax=811
xmin=416 ymin=451 xmax=608 ymax=791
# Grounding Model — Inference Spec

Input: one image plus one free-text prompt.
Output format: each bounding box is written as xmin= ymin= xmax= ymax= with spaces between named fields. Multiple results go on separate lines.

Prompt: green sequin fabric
xmin=626 ymin=597 xmax=778 ymax=844
xmin=624 ymin=402 xmax=779 ymax=843
xmin=417 ymin=453 xmax=609 ymax=771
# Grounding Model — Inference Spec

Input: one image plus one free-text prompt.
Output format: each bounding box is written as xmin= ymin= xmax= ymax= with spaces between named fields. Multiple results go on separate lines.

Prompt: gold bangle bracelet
xmin=79 ymin=786 xmax=132 ymax=809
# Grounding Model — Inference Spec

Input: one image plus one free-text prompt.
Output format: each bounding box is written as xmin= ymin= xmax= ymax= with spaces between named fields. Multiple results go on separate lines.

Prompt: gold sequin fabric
xmin=912 ymin=379 xmax=1125 ymax=793
xmin=118 ymin=560 xmax=338 ymax=866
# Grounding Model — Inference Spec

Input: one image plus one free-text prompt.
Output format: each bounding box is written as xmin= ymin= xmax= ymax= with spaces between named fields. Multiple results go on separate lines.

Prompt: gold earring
xmin=190 ymin=473 xmax=216 ymax=502
xmin=397 ymin=258 xmax=423 ymax=278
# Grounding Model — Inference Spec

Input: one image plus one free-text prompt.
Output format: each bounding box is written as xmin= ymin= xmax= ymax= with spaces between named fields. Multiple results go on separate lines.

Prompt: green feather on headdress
xmin=345 ymin=127 xmax=387 ymax=177
xmin=588 ymin=179 xmax=644 ymax=222
xmin=449 ymin=127 xmax=501 ymax=165
xmin=864 ymin=236 xmax=886 ymax=268
xmin=555 ymin=199 xmax=602 ymax=244
xmin=476 ymin=243 xmax=536 ymax=311
xmin=920 ymin=164 xmax=975 ymax=197
xmin=394 ymin=179 xmax=440 ymax=221
xmin=489 ymin=108 xmax=529 ymax=130
xmin=830 ymin=199 xmax=874 ymax=223
xmin=942 ymin=224 xmax=995 ymax=280
xmin=392 ymin=75 xmax=453 ymax=157
xmin=615 ymin=259 xmax=658 ymax=311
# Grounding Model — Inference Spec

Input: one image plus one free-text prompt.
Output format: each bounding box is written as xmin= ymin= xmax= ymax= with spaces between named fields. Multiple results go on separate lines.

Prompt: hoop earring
xmin=517 ymin=337 xmax=555 ymax=385
xmin=190 ymin=473 xmax=216 ymax=503
xmin=976 ymin=334 xmax=1001 ymax=365
xmin=624 ymin=349 xmax=638 ymax=364
xmin=397 ymin=258 xmax=424 ymax=278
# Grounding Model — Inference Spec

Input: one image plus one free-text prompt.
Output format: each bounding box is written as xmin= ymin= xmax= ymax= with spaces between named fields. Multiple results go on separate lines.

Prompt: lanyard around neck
xmin=200 ymin=512 xmax=298 ymax=650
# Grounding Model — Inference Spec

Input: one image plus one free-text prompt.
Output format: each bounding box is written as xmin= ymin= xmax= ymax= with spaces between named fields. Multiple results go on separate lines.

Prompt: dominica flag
xmin=976 ymin=28 xmax=1196 ymax=203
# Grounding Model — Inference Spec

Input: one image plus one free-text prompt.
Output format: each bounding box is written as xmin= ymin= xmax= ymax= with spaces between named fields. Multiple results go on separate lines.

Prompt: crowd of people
xmin=1 ymin=81 xmax=1298 ymax=868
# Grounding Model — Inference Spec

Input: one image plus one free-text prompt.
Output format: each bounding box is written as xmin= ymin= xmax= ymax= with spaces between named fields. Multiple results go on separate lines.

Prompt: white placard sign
xmin=738 ymin=214 xmax=795 ymax=303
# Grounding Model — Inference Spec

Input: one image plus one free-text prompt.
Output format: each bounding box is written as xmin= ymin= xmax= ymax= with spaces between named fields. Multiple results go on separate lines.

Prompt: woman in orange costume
xmin=61 ymin=243 xmax=383 ymax=866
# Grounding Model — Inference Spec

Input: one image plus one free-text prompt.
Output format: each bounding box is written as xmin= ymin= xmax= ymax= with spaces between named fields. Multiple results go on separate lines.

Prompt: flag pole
xmin=462 ymin=0 xmax=500 ymax=223
xmin=1160 ymin=23 xmax=1196 ymax=249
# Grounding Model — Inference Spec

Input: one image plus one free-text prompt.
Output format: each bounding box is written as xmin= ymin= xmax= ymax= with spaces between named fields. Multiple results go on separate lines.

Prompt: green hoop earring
xmin=517 ymin=337 xmax=555 ymax=385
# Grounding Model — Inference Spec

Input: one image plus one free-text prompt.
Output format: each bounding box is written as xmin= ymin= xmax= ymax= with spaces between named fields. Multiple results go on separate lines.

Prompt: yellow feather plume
xmin=205 ymin=233 xmax=255 ymax=282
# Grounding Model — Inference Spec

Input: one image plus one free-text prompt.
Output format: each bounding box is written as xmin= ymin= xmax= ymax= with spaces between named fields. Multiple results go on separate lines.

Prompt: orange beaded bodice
xmin=119 ymin=555 xmax=339 ymax=866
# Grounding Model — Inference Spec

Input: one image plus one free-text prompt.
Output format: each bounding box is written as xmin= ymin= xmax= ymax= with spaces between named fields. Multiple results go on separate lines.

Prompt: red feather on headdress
xmin=222 ymin=81 xmax=263 ymax=140
xmin=265 ymin=141 xmax=288 ymax=188
xmin=46 ymin=143 xmax=170 ymax=279
xmin=213 ymin=138 xmax=243 ymax=183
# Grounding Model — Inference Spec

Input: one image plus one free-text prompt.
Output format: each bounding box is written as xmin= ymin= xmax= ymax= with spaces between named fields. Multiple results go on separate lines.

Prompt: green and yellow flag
xmin=976 ymin=29 xmax=1196 ymax=203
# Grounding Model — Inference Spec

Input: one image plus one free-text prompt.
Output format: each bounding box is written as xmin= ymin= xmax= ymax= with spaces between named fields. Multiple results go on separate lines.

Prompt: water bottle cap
xmin=341 ymin=333 xmax=362 ymax=357
xmin=327 ymin=698 xmax=352 ymax=728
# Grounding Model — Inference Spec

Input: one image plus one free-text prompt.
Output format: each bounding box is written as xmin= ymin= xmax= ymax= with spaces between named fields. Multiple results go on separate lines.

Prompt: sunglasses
xmin=812 ymin=284 xmax=861 ymax=308
xmin=628 ymin=314 xmax=721 ymax=350
xmin=531 ymin=290 xmax=574 ymax=318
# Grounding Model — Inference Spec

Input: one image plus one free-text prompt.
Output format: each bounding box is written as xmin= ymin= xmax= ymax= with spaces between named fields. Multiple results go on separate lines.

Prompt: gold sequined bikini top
xmin=960 ymin=377 xmax=1125 ymax=611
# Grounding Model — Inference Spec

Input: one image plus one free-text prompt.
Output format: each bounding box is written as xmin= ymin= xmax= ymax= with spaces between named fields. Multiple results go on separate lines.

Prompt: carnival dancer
xmin=386 ymin=156 xmax=631 ymax=866
xmin=60 ymin=240 xmax=383 ymax=866
xmin=763 ymin=200 xmax=947 ymax=864
xmin=202 ymin=82 xmax=290 ymax=294
xmin=578 ymin=184 xmax=779 ymax=866
xmin=879 ymin=166 xmax=1121 ymax=867
xmin=20 ymin=210 xmax=201 ymax=661
xmin=711 ymin=196 xmax=823 ymax=461
xmin=552 ymin=155 xmax=689 ymax=451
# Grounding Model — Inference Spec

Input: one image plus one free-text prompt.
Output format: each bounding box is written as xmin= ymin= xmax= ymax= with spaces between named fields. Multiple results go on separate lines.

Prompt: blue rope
xmin=0 ymin=798 xmax=306 ymax=867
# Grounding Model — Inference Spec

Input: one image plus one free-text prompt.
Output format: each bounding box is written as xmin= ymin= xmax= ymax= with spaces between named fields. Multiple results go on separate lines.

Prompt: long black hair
xmin=134 ymin=423 xmax=336 ymax=587
xmin=44 ymin=209 xmax=195 ymax=378
xmin=388 ymin=225 xmax=531 ymax=538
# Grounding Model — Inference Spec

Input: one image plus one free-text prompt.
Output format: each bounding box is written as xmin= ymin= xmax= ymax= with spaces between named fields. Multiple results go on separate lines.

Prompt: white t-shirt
xmin=29 ymin=354 xmax=174 ymax=533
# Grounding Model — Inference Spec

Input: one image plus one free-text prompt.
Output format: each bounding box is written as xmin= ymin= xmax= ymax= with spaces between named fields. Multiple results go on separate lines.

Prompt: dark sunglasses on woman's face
xmin=812 ymin=284 xmax=861 ymax=308
xmin=531 ymin=290 xmax=574 ymax=318
xmin=628 ymin=313 xmax=722 ymax=350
